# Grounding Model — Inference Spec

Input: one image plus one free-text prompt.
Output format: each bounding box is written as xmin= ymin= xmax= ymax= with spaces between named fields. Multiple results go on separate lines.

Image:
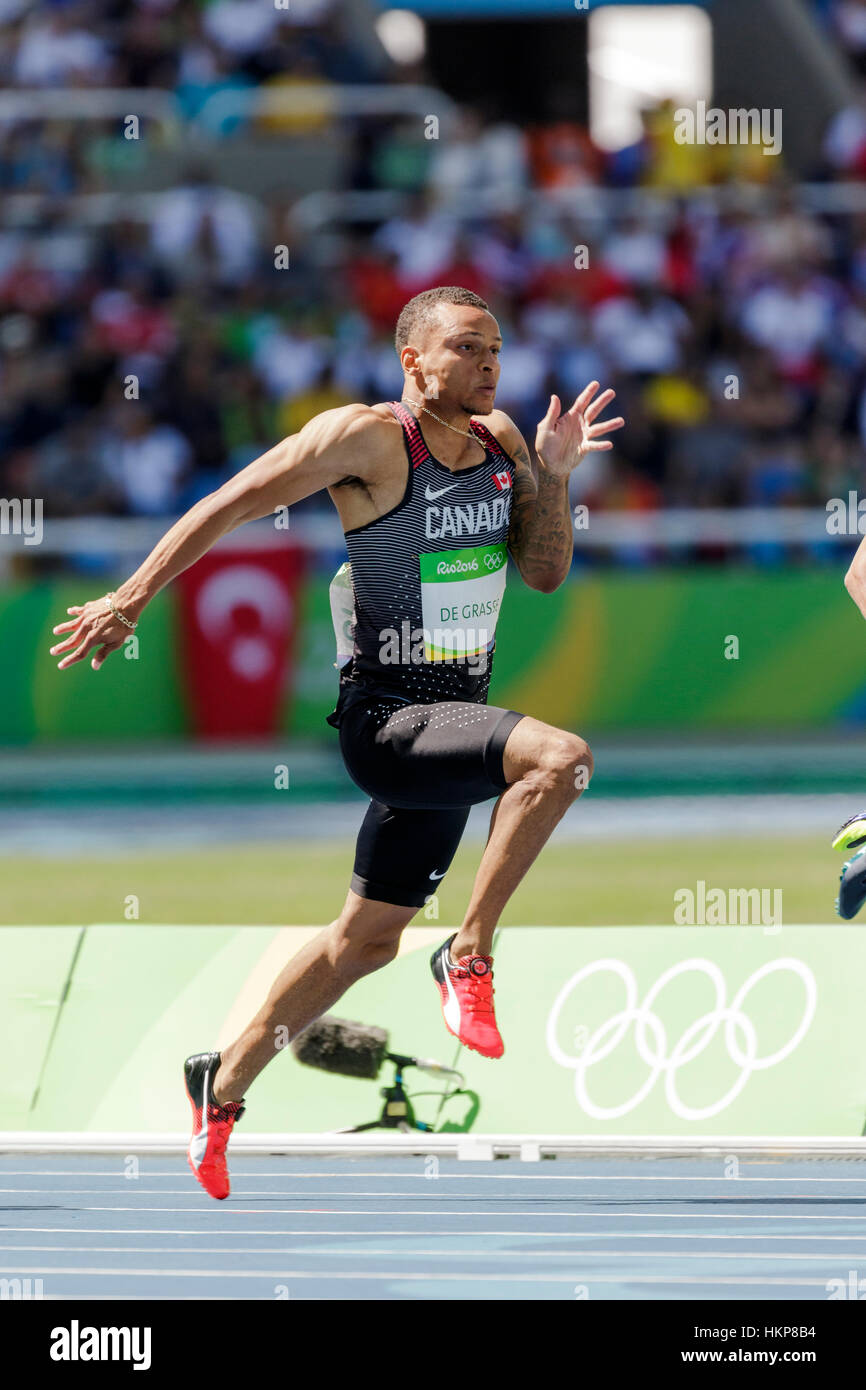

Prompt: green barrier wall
xmin=4 ymin=567 xmax=865 ymax=744
xmin=2 ymin=926 xmax=863 ymax=1135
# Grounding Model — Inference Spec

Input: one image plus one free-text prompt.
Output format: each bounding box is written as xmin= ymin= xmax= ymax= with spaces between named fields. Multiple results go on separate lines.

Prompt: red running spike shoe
xmin=184 ymin=1051 xmax=245 ymax=1200
xmin=430 ymin=935 xmax=504 ymax=1059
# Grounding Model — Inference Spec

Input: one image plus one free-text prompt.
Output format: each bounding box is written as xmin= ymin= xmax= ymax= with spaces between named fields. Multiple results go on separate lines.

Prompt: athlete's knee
xmin=347 ymin=936 xmax=402 ymax=977
xmin=328 ymin=915 xmax=407 ymax=979
xmin=534 ymin=729 xmax=594 ymax=795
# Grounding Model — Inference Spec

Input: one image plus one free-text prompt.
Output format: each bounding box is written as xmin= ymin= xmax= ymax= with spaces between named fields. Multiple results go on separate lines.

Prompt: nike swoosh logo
xmin=429 ymin=868 xmax=446 ymax=880
xmin=425 ymin=483 xmax=461 ymax=500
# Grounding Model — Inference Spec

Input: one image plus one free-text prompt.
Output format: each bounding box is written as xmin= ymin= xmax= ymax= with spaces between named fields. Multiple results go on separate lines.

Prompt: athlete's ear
xmin=400 ymin=345 xmax=421 ymax=376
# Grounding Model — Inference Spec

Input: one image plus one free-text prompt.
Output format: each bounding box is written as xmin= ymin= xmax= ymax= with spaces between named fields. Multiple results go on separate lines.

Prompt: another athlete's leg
xmin=213 ymin=890 xmax=415 ymax=1103
xmin=450 ymin=715 xmax=592 ymax=959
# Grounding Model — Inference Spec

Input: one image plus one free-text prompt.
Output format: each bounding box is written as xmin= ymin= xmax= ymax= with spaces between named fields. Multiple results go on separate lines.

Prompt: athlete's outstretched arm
xmin=844 ymin=535 xmax=866 ymax=620
xmin=50 ymin=404 xmax=386 ymax=671
xmin=497 ymin=382 xmax=624 ymax=594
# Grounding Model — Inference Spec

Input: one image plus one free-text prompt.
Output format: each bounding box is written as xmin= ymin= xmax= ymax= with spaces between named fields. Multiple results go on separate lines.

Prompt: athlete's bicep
xmin=220 ymin=406 xmax=384 ymax=523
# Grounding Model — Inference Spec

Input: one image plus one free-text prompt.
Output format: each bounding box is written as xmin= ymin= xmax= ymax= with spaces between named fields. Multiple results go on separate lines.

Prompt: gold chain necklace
xmin=401 ymin=397 xmax=477 ymax=440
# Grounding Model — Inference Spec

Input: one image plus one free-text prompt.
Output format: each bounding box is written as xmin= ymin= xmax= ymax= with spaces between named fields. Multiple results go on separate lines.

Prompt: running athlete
xmin=50 ymin=286 xmax=623 ymax=1198
xmin=833 ymin=539 xmax=866 ymax=918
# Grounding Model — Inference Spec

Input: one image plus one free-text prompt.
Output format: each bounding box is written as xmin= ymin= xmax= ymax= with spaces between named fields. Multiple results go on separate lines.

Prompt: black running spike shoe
xmin=832 ymin=810 xmax=866 ymax=854
xmin=184 ymin=1051 xmax=245 ymax=1200
xmin=836 ymin=849 xmax=866 ymax=921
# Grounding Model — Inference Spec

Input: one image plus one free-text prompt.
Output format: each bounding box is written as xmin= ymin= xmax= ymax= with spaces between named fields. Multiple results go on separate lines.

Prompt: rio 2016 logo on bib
xmin=419 ymin=543 xmax=507 ymax=660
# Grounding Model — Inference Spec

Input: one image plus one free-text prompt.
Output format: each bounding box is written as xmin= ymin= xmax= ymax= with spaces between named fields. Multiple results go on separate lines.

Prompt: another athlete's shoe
xmin=430 ymin=935 xmax=504 ymax=1059
xmin=184 ymin=1051 xmax=245 ymax=1200
xmin=832 ymin=810 xmax=866 ymax=853
xmin=836 ymin=849 xmax=866 ymax=920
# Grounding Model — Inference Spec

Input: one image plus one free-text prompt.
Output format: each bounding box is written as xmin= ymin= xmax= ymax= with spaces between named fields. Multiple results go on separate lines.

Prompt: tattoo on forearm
xmin=508 ymin=441 xmax=572 ymax=588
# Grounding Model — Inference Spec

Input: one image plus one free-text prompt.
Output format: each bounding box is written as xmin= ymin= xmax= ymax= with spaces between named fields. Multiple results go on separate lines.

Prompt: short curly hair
xmin=394 ymin=285 xmax=491 ymax=356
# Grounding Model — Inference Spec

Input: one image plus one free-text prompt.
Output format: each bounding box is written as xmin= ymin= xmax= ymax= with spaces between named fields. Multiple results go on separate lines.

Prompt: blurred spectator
xmin=149 ymin=168 xmax=259 ymax=284
xmin=98 ymin=403 xmax=191 ymax=515
xmin=219 ymin=363 xmax=278 ymax=471
xmin=822 ymin=87 xmax=866 ymax=174
xmin=36 ymin=418 xmax=121 ymax=516
xmin=115 ymin=10 xmax=178 ymax=88
xmin=14 ymin=10 xmax=109 ymax=87
xmin=593 ymin=287 xmax=690 ymax=375
xmin=738 ymin=263 xmax=839 ymax=384
xmin=277 ymin=364 xmax=352 ymax=437
xmin=472 ymin=213 xmax=533 ymax=297
xmin=428 ymin=108 xmax=529 ymax=208
xmin=373 ymin=193 xmax=458 ymax=286
xmin=528 ymin=119 xmax=600 ymax=189
xmin=601 ymin=215 xmax=668 ymax=288
xmin=255 ymin=52 xmax=336 ymax=137
xmin=832 ymin=0 xmax=866 ymax=75
xmin=160 ymin=353 xmax=228 ymax=477
xmin=252 ymin=319 xmax=331 ymax=399
xmin=745 ymin=437 xmax=812 ymax=506
xmin=202 ymin=0 xmax=281 ymax=61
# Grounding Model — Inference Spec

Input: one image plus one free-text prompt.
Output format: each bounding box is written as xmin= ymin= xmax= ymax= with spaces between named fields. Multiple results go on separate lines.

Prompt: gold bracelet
xmin=105 ymin=592 xmax=138 ymax=631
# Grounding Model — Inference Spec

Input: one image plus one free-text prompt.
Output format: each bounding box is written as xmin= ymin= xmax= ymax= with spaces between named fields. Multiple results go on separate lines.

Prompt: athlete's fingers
xmin=540 ymin=393 xmax=561 ymax=427
xmin=57 ymin=633 xmax=97 ymax=669
xmin=51 ymin=618 xmax=83 ymax=637
xmin=583 ymin=389 xmax=616 ymax=425
xmin=57 ymin=648 xmax=87 ymax=670
xmin=583 ymin=439 xmax=615 ymax=452
xmin=587 ymin=415 xmax=625 ymax=436
xmin=50 ymin=630 xmax=86 ymax=655
xmin=570 ymin=381 xmax=600 ymax=414
xmin=91 ymin=644 xmax=114 ymax=671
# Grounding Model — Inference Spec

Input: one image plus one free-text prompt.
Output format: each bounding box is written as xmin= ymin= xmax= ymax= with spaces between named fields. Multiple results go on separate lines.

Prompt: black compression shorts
xmin=336 ymin=689 xmax=525 ymax=909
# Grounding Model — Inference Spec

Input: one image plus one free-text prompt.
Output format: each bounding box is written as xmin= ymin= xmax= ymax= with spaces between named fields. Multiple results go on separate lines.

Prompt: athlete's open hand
xmin=535 ymin=383 xmax=624 ymax=478
xmin=50 ymin=596 xmax=131 ymax=671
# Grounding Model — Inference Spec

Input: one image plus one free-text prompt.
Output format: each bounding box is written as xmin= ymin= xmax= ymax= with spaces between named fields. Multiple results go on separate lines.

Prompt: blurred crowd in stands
xmin=2 ymin=0 xmax=866 ymax=532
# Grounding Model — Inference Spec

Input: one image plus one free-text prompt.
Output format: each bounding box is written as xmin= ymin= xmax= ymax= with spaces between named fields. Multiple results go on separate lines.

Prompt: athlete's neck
xmin=402 ymin=396 xmax=474 ymax=437
xmin=400 ymin=397 xmax=485 ymax=467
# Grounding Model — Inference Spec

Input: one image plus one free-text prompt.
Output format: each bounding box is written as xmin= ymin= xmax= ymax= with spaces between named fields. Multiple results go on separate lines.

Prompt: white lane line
xmin=5 ymin=1177 xmax=866 ymax=1194
xmin=9 ymin=1206 xmax=866 ymax=1220
xmin=41 ymin=1203 xmax=866 ymax=1215
xmin=2 ymin=1172 xmax=864 ymax=1182
xmin=0 ymin=1265 xmax=842 ymax=1286
xmin=1 ymin=1212 xmax=861 ymax=1223
xmin=7 ymin=1188 xmax=863 ymax=1198
xmin=0 ymin=1245 xmax=863 ymax=1261
xmin=2 ymin=1227 xmax=864 ymax=1240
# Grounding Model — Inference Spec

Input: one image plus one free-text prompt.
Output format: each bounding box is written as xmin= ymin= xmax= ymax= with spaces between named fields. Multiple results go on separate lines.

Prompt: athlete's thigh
xmin=350 ymin=799 xmax=471 ymax=909
xmin=340 ymin=695 xmax=525 ymax=809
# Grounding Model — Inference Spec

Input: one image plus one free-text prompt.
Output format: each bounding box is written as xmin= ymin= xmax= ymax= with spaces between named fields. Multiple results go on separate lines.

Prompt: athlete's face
xmin=409 ymin=306 xmax=502 ymax=415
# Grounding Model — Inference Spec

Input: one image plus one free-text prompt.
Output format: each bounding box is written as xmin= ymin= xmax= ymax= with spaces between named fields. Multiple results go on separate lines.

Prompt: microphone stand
xmin=341 ymin=1052 xmax=462 ymax=1134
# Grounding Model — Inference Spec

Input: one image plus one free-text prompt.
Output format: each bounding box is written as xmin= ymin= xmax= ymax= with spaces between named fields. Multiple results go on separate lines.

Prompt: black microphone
xmin=290 ymin=1016 xmax=463 ymax=1084
xmin=290 ymin=1016 xmax=387 ymax=1079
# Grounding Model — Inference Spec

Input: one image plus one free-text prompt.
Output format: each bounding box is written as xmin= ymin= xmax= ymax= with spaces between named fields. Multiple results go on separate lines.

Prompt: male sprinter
xmin=833 ymin=537 xmax=866 ymax=917
xmin=50 ymin=287 xmax=623 ymax=1197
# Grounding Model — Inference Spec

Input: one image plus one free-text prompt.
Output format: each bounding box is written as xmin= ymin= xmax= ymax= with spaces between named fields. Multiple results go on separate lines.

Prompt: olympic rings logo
xmin=545 ymin=957 xmax=817 ymax=1120
xmin=483 ymin=553 xmax=503 ymax=570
